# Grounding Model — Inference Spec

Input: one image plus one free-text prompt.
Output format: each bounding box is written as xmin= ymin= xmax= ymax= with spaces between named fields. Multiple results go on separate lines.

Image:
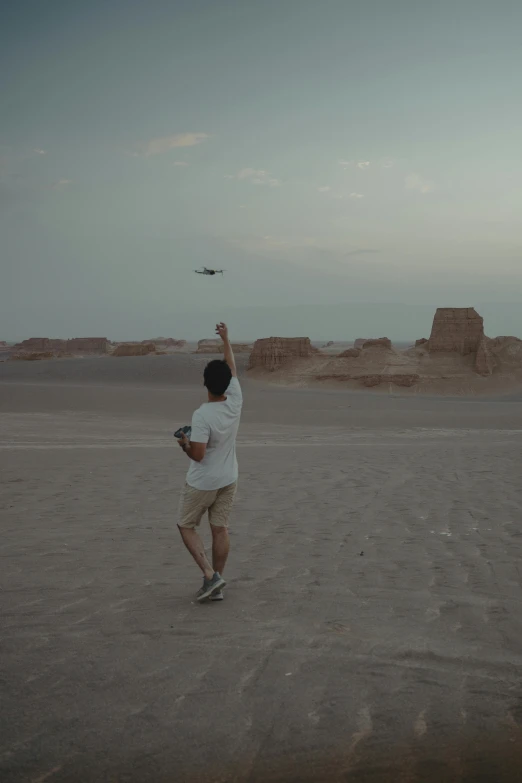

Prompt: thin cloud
xmin=55 ymin=178 xmax=72 ymax=187
xmin=137 ymin=132 xmax=209 ymax=157
xmin=338 ymin=159 xmax=370 ymax=169
xmin=405 ymin=173 xmax=434 ymax=194
xmin=173 ymin=160 xmax=189 ymax=166
xmin=349 ymin=192 xmax=365 ymax=199
xmin=317 ymin=186 xmax=331 ymax=192
xmin=33 ymin=148 xmax=47 ymax=155
xmin=226 ymin=168 xmax=281 ymax=187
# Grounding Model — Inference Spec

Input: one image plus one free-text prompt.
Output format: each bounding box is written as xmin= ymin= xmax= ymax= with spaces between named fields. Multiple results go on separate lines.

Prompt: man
xmin=177 ymin=322 xmax=242 ymax=602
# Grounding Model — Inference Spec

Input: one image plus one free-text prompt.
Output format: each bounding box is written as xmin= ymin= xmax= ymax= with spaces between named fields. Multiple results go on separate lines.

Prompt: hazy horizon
xmin=4 ymin=301 xmax=522 ymax=345
xmin=2 ymin=0 xmax=522 ymax=340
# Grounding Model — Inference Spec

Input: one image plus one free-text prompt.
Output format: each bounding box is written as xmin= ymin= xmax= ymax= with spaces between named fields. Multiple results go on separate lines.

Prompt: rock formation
xmin=427 ymin=308 xmax=484 ymax=354
xmin=474 ymin=336 xmax=494 ymax=376
xmin=314 ymin=373 xmax=420 ymax=388
xmin=196 ymin=339 xmax=222 ymax=353
xmin=360 ymin=374 xmax=381 ymax=387
xmin=196 ymin=340 xmax=252 ymax=354
xmin=65 ymin=337 xmax=109 ymax=354
xmin=360 ymin=374 xmax=419 ymax=388
xmin=353 ymin=338 xmax=370 ymax=349
xmin=111 ymin=342 xmax=156 ymax=357
xmin=9 ymin=351 xmax=55 ymax=361
xmin=144 ymin=338 xmax=186 ymax=349
xmin=248 ymin=337 xmax=315 ymax=372
xmin=362 ymin=337 xmax=392 ymax=350
xmin=387 ymin=374 xmax=420 ymax=387
xmin=230 ymin=344 xmax=252 ymax=353
xmin=14 ymin=338 xmax=56 ymax=352
xmin=164 ymin=339 xmax=186 ymax=348
xmin=244 ymin=307 xmax=521 ymax=392
xmin=420 ymin=308 xmax=520 ymax=376
xmin=14 ymin=337 xmax=109 ymax=354
xmin=483 ymin=336 xmax=522 ymax=371
xmin=488 ymin=336 xmax=522 ymax=360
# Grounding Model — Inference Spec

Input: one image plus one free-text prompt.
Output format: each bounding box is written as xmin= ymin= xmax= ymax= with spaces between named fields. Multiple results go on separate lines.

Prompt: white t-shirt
xmin=186 ymin=377 xmax=243 ymax=491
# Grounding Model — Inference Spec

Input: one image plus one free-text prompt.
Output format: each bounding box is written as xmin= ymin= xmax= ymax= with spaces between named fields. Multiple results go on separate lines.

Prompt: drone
xmin=194 ymin=267 xmax=225 ymax=276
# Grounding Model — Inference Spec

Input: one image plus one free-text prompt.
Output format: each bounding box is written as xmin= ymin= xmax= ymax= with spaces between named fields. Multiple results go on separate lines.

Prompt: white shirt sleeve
xmin=226 ymin=377 xmax=243 ymax=407
xmin=191 ymin=409 xmax=210 ymax=443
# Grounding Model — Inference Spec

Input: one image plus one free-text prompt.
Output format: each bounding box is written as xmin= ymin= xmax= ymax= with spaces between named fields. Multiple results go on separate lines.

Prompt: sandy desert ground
xmin=2 ymin=353 xmax=522 ymax=782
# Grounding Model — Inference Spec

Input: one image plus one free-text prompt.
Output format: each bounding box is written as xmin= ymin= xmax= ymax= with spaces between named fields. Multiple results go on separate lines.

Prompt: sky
xmin=1 ymin=0 xmax=522 ymax=341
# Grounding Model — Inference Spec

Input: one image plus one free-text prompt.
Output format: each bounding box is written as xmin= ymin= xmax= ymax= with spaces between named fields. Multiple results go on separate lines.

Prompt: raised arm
xmin=215 ymin=322 xmax=237 ymax=377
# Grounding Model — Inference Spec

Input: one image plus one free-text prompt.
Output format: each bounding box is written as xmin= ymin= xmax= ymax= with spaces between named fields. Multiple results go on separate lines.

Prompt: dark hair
xmin=204 ymin=359 xmax=232 ymax=396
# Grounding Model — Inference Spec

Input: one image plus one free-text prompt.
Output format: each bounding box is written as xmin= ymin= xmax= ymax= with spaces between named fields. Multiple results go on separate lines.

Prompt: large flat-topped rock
xmin=111 ymin=342 xmax=155 ymax=357
xmin=14 ymin=337 xmax=109 ymax=355
xmin=428 ymin=308 xmax=484 ymax=354
xmin=248 ymin=337 xmax=315 ymax=372
xmin=66 ymin=337 xmax=109 ymax=354
xmin=196 ymin=339 xmax=252 ymax=354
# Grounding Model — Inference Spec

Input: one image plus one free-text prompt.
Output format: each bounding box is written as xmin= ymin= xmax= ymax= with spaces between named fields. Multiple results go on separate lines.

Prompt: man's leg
xmin=210 ymin=524 xmax=230 ymax=575
xmin=208 ymin=482 xmax=237 ymax=575
xmin=178 ymin=484 xmax=215 ymax=580
xmin=179 ymin=524 xmax=226 ymax=602
xmin=178 ymin=526 xmax=214 ymax=580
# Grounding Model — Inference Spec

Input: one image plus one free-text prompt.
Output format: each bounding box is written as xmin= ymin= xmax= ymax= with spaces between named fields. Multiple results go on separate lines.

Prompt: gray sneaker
xmin=196 ymin=572 xmax=226 ymax=603
xmin=210 ymin=589 xmax=224 ymax=601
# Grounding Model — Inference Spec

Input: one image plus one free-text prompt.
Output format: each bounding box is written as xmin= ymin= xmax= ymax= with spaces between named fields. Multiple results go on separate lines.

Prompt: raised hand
xmin=215 ymin=322 xmax=229 ymax=342
xmin=215 ymin=322 xmax=236 ymax=376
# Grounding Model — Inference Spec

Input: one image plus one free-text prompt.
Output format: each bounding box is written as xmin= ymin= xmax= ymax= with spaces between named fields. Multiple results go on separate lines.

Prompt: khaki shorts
xmin=178 ymin=481 xmax=237 ymax=529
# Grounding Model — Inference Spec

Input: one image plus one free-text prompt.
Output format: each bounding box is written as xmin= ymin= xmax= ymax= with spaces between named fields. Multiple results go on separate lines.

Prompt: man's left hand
xmin=177 ymin=432 xmax=190 ymax=451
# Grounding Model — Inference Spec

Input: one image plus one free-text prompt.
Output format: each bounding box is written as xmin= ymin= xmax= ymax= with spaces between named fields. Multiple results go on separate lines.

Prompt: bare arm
xmin=178 ymin=432 xmax=206 ymax=462
xmin=216 ymin=322 xmax=237 ymax=377
xmin=177 ymin=409 xmax=208 ymax=462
